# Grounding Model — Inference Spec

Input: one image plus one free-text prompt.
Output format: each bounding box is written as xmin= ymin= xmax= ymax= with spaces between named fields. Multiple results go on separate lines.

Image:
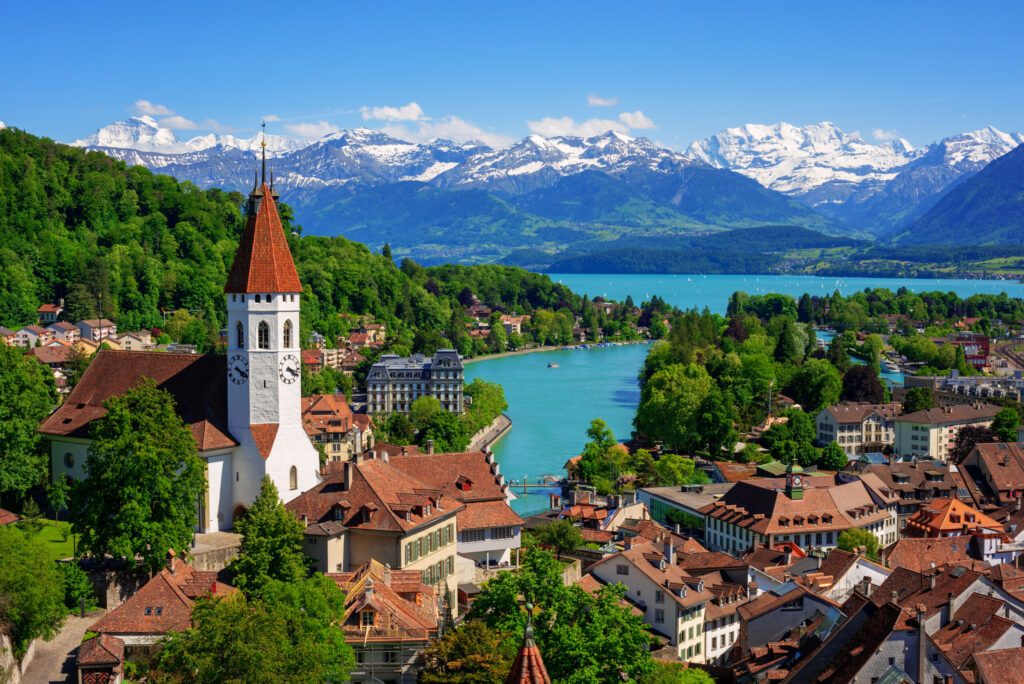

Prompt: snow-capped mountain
xmin=72 ymin=116 xmax=311 ymax=156
xmin=685 ymin=122 xmax=919 ymax=205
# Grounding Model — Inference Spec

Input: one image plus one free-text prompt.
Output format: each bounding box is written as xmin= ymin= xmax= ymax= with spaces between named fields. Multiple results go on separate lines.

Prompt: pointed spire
xmin=225 ymin=183 xmax=301 ymax=294
xmin=506 ymin=603 xmax=551 ymax=684
xmin=260 ymin=120 xmax=267 ymax=185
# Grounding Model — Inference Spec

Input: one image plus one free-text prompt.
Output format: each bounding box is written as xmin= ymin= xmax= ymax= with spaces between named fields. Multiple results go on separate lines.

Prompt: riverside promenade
xmin=468 ymin=413 xmax=512 ymax=451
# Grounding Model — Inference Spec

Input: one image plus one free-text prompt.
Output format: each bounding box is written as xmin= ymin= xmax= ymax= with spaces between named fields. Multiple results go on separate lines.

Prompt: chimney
xmin=783 ymin=548 xmax=792 ymax=566
xmin=663 ymin=536 xmax=676 ymax=566
xmin=383 ymin=563 xmax=392 ymax=586
xmin=354 ymin=451 xmax=365 ymax=465
xmin=929 ymin=570 xmax=937 ymax=591
xmin=892 ymin=590 xmax=900 ymax=604
xmin=426 ymin=439 xmax=435 ymax=455
xmin=344 ymin=461 xmax=353 ymax=491
xmin=365 ymin=577 xmax=374 ymax=601
xmin=917 ymin=604 xmax=928 ymax=682
xmin=860 ymin=576 xmax=872 ymax=597
xmin=674 ymin=523 xmax=682 ymax=535
xmin=167 ymin=548 xmax=177 ymax=573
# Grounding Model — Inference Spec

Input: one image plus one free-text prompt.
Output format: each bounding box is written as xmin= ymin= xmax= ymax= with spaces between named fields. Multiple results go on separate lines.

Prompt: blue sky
xmin=4 ymin=0 xmax=1023 ymax=148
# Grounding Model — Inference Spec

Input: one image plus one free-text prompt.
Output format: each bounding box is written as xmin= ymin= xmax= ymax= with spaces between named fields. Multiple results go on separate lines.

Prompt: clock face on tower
xmin=228 ymin=354 xmax=249 ymax=385
xmin=279 ymin=354 xmax=300 ymax=384
xmin=791 ymin=475 xmax=802 ymax=487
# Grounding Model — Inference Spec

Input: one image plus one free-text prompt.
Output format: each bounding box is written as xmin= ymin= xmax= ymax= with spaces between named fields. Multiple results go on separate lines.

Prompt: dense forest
xmin=0 ymin=127 xmax=655 ymax=356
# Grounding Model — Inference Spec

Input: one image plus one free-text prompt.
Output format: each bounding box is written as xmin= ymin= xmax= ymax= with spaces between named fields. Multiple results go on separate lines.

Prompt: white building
xmin=815 ymin=402 xmax=901 ymax=457
xmin=41 ymin=181 xmax=320 ymax=531
xmin=894 ymin=403 xmax=1001 ymax=461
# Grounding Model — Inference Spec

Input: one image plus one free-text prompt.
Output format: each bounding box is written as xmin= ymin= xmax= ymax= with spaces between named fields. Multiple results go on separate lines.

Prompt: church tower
xmin=224 ymin=141 xmax=320 ymax=513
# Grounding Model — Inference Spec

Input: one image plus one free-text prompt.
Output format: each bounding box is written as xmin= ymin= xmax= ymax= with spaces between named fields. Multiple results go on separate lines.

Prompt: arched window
xmin=258 ymin=321 xmax=270 ymax=349
xmin=283 ymin=320 xmax=293 ymax=348
xmin=289 ymin=466 xmax=298 ymax=491
xmin=236 ymin=322 xmax=244 ymax=348
xmin=255 ymin=294 xmax=261 ymax=303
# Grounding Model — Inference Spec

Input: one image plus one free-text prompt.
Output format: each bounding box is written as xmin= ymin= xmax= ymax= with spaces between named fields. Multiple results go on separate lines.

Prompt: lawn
xmin=32 ymin=519 xmax=78 ymax=561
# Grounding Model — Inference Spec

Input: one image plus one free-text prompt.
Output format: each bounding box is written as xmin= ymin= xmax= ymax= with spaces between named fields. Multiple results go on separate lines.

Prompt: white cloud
xmin=132 ymin=99 xmax=175 ymax=116
xmin=587 ymin=93 xmax=619 ymax=107
xmin=527 ymin=115 xmax=630 ymax=138
xmin=360 ymin=102 xmax=427 ymax=122
xmin=380 ymin=115 xmax=513 ymax=149
xmin=618 ymin=110 xmax=655 ymax=129
xmin=159 ymin=115 xmax=199 ymax=130
xmin=872 ymin=128 xmax=900 ymax=142
xmin=262 ymin=114 xmax=281 ymax=122
xmin=284 ymin=120 xmax=341 ymax=138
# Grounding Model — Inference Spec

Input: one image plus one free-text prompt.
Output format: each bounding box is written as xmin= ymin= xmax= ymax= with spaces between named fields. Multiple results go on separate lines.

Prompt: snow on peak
xmin=72 ymin=116 xmax=181 ymax=152
xmin=684 ymin=121 xmax=921 ymax=197
xmin=932 ymin=126 xmax=1024 ymax=168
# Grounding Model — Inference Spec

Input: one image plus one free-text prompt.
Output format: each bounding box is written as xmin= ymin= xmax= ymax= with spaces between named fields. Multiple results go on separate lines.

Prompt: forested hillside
xmin=0 ymin=127 xmax=610 ymax=353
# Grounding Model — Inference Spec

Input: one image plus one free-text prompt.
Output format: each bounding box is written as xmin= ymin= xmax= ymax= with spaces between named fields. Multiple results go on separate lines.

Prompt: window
xmin=461 ymin=529 xmax=486 ymax=543
xmin=64 ymin=452 xmax=75 ymax=468
xmin=382 ymin=650 xmax=398 ymax=664
xmin=492 ymin=526 xmax=515 ymax=539
xmin=361 ymin=610 xmax=374 ymax=627
xmin=255 ymin=294 xmax=261 ymax=303
xmin=655 ymin=609 xmax=665 ymax=624
xmin=655 ymin=590 xmax=664 ymax=604
xmin=236 ymin=321 xmax=244 ymax=348
xmin=289 ymin=466 xmax=297 ymax=491
xmin=616 ymin=564 xmax=630 ymax=576
xmin=258 ymin=321 xmax=269 ymax=349
xmin=283 ymin=320 xmax=293 ymax=348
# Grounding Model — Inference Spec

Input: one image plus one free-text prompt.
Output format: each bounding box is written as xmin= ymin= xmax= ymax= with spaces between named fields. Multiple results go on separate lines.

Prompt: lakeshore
xmin=462 ymin=339 xmax=650 ymax=365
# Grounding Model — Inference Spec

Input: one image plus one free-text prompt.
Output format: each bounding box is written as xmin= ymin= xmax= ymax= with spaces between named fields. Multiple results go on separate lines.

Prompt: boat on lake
xmin=548 ymin=362 xmax=559 ymax=368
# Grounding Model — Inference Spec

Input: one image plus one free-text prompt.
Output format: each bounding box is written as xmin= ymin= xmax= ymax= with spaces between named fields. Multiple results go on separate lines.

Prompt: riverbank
xmin=463 ymin=340 xmax=650 ymax=365
xmin=468 ymin=413 xmax=512 ymax=451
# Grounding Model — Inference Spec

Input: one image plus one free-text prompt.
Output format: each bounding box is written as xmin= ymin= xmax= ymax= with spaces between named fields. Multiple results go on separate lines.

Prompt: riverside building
xmin=366 ymin=350 xmax=465 ymax=414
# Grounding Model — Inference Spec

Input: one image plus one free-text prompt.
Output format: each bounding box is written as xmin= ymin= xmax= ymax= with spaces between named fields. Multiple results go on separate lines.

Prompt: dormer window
xmin=424 ymin=505 xmax=432 ymax=516
xmin=361 ymin=610 xmax=375 ymax=627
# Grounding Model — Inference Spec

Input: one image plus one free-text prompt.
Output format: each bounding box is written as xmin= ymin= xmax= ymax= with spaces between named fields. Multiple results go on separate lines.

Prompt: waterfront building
xmin=699 ymin=465 xmax=897 ymax=556
xmin=41 ymin=180 xmax=322 ymax=531
xmin=366 ymin=350 xmax=464 ymax=414
xmin=814 ymin=401 xmax=901 ymax=457
xmin=327 ymin=559 xmax=439 ymax=683
xmin=893 ymin=403 xmax=1001 ymax=461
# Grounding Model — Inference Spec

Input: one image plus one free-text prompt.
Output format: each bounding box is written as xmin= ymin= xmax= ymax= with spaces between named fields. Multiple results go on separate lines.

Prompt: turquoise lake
xmin=467 ymin=274 xmax=1024 ymax=515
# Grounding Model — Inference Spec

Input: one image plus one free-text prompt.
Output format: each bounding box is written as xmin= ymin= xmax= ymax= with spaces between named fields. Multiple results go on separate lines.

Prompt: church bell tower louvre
xmin=222 ymin=125 xmax=320 ymax=514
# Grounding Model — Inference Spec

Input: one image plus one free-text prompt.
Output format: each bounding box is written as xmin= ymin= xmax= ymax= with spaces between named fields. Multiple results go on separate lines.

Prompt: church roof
xmin=224 ymin=184 xmax=302 ymax=294
xmin=39 ymin=350 xmax=236 ymax=452
xmin=506 ymin=619 xmax=552 ymax=684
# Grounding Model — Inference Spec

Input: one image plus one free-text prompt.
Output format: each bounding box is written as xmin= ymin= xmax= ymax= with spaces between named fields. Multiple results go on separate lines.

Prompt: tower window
xmin=258 ymin=322 xmax=270 ymax=349
xmin=255 ymin=294 xmax=261 ymax=303
xmin=289 ymin=466 xmax=297 ymax=491
xmin=236 ymin=322 xmax=244 ymax=349
xmin=266 ymin=294 xmax=272 ymax=302
xmin=283 ymin=320 xmax=293 ymax=348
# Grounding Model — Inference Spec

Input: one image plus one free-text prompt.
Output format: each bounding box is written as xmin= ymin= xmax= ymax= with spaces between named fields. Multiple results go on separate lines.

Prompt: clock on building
xmin=279 ymin=354 xmax=300 ymax=384
xmin=228 ymin=354 xmax=249 ymax=385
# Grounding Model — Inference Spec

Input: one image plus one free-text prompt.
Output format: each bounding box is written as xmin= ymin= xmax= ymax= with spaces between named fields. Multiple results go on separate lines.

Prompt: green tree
xmin=773 ymin=318 xmax=804 ymax=365
xmin=487 ymin=312 xmax=508 ymax=353
xmin=410 ymin=395 xmax=443 ymax=430
xmin=652 ymin=454 xmax=709 ymax=487
xmin=993 ymin=407 xmax=1021 ymax=443
xmin=0 ymin=526 xmax=66 ymax=655
xmin=635 ymin=363 xmax=713 ymax=452
xmin=694 ymin=391 xmax=738 ymax=458
xmin=641 ymin=662 xmax=716 ymax=684
xmin=152 ymin=576 xmax=355 ymax=683
xmin=0 ymin=345 xmax=57 ymax=495
xmin=57 ymin=561 xmax=96 ymax=611
xmin=826 ymin=337 xmax=852 ymax=373
xmin=419 ymin=620 xmax=516 ymax=683
xmin=837 ymin=528 xmax=879 ymax=560
xmin=470 ymin=548 xmax=655 ymax=682
xmin=63 ymin=346 xmax=93 ymax=393
xmin=786 ymin=358 xmax=842 ymax=413
xmin=47 ymin=477 xmax=70 ymax=522
xmin=420 ymin=410 xmax=469 ymax=452
xmin=819 ymin=441 xmax=848 ymax=471
xmin=950 ymin=425 xmax=998 ymax=463
xmin=530 ymin=519 xmax=585 ymax=560
xmin=229 ymin=476 xmax=310 ymax=598
xmin=75 ymin=378 xmax=205 ymax=574
xmin=902 ymin=387 xmax=934 ymax=414
xmin=379 ymin=412 xmax=415 ymax=445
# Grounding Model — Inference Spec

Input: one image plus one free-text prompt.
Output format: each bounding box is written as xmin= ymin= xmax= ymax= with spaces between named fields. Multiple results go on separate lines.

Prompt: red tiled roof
xmin=37 ymin=303 xmax=63 ymax=313
xmin=932 ymin=593 xmax=1014 ymax=667
xmin=0 ymin=508 xmax=20 ymax=525
xmin=895 ymin=403 xmax=1001 ymax=424
xmin=973 ymin=647 xmax=1024 ymax=684
xmin=77 ymin=634 xmax=124 ymax=666
xmin=905 ymin=497 xmax=1003 ymax=537
xmin=90 ymin=557 xmax=235 ymax=636
xmin=506 ymin=626 xmax=552 ymax=684
xmin=39 ymin=350 xmax=236 ymax=452
xmin=224 ymin=184 xmax=302 ymax=294
xmin=249 ymin=424 xmax=279 ymax=460
xmin=30 ymin=345 xmax=75 ymax=365
xmin=328 ymin=559 xmax=438 ymax=643
xmin=883 ymin=537 xmax=973 ymax=573
xmin=301 ymin=394 xmax=353 ymax=437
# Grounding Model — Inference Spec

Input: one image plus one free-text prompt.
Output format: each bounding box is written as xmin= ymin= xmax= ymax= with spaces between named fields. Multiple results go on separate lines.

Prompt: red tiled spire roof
xmin=225 ymin=184 xmax=302 ymax=294
xmin=506 ymin=608 xmax=552 ymax=684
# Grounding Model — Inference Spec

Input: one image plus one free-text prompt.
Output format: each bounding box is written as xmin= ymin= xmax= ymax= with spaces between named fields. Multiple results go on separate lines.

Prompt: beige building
xmin=815 ymin=402 xmax=901 ymax=457
xmin=589 ymin=539 xmax=713 ymax=662
xmin=287 ymin=453 xmax=461 ymax=615
xmin=894 ymin=403 xmax=1000 ymax=461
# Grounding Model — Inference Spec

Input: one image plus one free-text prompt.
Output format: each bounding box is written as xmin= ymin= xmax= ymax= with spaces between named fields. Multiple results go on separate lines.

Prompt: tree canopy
xmin=229 ymin=476 xmax=311 ymax=598
xmin=0 ymin=526 xmax=66 ymax=655
xmin=74 ymin=377 xmax=205 ymax=573
xmin=0 ymin=344 xmax=57 ymax=495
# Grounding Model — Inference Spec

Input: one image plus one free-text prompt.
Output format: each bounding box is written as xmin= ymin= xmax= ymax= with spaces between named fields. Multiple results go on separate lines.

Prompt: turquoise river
xmin=466 ymin=274 xmax=1024 ymax=515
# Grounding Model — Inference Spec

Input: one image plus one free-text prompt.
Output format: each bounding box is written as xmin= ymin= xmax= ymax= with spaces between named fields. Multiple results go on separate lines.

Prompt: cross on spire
xmin=260 ymin=120 xmax=267 ymax=185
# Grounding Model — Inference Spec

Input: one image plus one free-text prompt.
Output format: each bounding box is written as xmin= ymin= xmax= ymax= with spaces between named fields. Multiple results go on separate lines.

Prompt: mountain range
xmin=65 ymin=116 xmax=1024 ymax=262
